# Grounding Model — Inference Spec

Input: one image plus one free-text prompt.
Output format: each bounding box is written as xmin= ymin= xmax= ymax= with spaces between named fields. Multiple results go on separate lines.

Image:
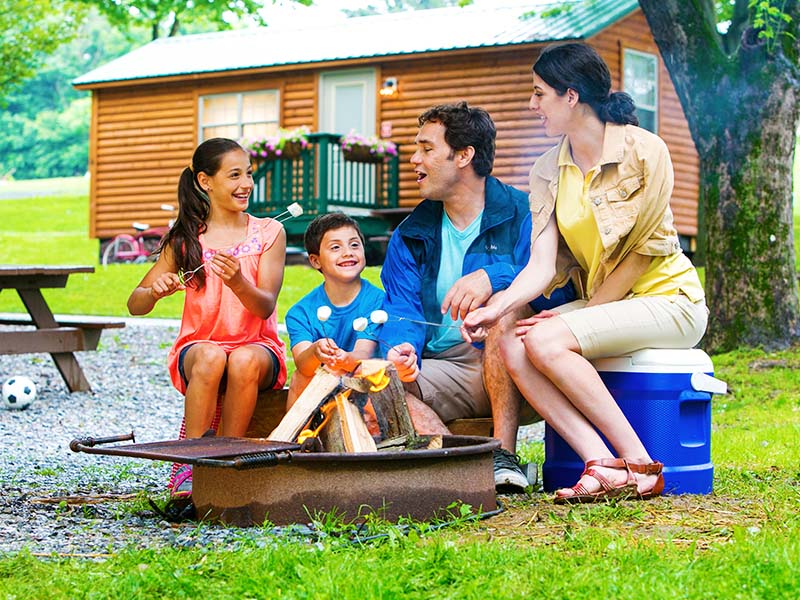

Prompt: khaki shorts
xmin=413 ymin=342 xmax=491 ymax=423
xmin=554 ymin=295 xmax=708 ymax=360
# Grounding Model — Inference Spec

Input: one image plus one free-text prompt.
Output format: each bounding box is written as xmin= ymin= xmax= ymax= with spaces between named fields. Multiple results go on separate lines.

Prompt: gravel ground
xmin=0 ymin=321 xmax=543 ymax=558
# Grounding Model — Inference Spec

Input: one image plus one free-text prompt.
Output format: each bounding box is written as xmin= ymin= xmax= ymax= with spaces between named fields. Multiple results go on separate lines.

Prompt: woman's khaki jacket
xmin=528 ymin=122 xmax=683 ymax=300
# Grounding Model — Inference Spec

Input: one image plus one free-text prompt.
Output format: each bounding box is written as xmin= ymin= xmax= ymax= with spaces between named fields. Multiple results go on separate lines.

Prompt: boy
xmin=285 ymin=212 xmax=392 ymax=407
xmin=286 ymin=212 xmax=448 ymax=435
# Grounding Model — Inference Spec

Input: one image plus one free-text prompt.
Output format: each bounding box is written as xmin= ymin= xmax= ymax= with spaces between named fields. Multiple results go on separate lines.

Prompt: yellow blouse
xmin=554 ymin=135 xmax=703 ymax=301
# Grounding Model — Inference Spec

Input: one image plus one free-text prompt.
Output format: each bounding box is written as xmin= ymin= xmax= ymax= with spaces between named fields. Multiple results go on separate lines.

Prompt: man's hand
xmin=387 ymin=342 xmax=419 ymax=382
xmin=441 ymin=269 xmax=492 ymax=321
xmin=460 ymin=289 xmax=507 ymax=342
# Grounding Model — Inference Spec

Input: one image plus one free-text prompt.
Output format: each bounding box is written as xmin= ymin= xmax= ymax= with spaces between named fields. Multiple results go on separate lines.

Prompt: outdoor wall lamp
xmin=380 ymin=77 xmax=398 ymax=97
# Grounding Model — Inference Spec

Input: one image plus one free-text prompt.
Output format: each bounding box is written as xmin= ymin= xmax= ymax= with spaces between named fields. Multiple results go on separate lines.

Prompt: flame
xmin=297 ymin=390 xmax=351 ymax=443
xmin=364 ymin=367 xmax=390 ymax=392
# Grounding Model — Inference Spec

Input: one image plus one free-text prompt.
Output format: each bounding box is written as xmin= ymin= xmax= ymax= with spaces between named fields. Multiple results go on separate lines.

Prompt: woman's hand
xmin=387 ymin=342 xmax=419 ymax=382
xmin=149 ymin=272 xmax=184 ymax=300
xmin=513 ymin=308 xmax=559 ymax=336
xmin=460 ymin=295 xmax=505 ymax=343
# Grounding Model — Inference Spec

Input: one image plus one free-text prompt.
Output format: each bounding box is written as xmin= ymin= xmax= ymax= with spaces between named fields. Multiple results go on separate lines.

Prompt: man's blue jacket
xmin=380 ymin=176 xmax=575 ymax=361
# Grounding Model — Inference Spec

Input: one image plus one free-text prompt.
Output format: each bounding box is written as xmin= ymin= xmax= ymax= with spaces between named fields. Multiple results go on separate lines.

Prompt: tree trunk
xmin=639 ymin=0 xmax=800 ymax=352
xmin=701 ymin=77 xmax=799 ymax=350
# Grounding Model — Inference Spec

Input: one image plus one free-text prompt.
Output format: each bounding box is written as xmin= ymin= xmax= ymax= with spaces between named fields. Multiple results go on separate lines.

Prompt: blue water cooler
xmin=542 ymin=349 xmax=726 ymax=495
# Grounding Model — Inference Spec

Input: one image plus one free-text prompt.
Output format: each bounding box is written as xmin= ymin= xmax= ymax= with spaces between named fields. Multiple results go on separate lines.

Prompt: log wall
xmin=87 ymin=8 xmax=699 ymax=239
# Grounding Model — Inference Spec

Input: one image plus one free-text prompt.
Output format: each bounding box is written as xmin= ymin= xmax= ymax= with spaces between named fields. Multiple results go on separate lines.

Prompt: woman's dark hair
xmin=160 ymin=137 xmax=245 ymax=288
xmin=418 ymin=101 xmax=496 ymax=177
xmin=533 ymin=42 xmax=638 ymax=126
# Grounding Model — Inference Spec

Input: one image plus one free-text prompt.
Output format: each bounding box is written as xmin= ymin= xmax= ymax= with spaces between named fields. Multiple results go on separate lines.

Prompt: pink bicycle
xmin=101 ymin=204 xmax=175 ymax=266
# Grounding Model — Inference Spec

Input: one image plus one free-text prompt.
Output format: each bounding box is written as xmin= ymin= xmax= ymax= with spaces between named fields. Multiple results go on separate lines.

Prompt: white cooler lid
xmin=591 ymin=348 xmax=713 ymax=373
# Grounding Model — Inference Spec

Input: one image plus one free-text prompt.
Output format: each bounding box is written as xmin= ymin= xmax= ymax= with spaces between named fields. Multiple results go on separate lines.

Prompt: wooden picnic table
xmin=0 ymin=265 xmax=125 ymax=392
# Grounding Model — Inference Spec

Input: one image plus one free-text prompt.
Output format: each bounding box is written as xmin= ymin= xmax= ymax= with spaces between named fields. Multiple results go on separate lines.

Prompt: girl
xmin=462 ymin=43 xmax=707 ymax=503
xmin=127 ymin=137 xmax=287 ymax=496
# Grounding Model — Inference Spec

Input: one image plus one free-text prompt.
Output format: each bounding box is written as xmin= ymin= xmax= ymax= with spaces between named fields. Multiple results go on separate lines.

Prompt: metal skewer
xmin=394 ymin=316 xmax=462 ymax=330
xmin=178 ymin=203 xmax=304 ymax=285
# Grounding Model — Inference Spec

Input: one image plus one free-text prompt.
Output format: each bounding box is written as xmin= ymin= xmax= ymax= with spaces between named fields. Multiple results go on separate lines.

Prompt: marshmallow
xmin=287 ymin=202 xmax=303 ymax=217
xmin=352 ymin=317 xmax=369 ymax=332
xmin=317 ymin=305 xmax=332 ymax=322
xmin=370 ymin=309 xmax=388 ymax=324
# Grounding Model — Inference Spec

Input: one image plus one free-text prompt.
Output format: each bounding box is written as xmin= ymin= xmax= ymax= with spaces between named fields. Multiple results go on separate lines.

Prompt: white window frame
xmin=623 ymin=48 xmax=658 ymax=134
xmin=198 ymin=90 xmax=280 ymax=142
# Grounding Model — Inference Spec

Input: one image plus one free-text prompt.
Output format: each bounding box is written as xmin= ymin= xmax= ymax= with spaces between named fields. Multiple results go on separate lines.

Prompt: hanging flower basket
xmin=342 ymin=144 xmax=385 ymax=164
xmin=340 ymin=131 xmax=397 ymax=164
xmin=244 ymin=126 xmax=310 ymax=168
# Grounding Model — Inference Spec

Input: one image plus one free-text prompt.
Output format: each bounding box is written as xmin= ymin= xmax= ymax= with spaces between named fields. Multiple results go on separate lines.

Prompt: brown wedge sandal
xmin=554 ymin=458 xmax=638 ymax=504
xmin=554 ymin=458 xmax=665 ymax=504
xmin=628 ymin=460 xmax=665 ymax=499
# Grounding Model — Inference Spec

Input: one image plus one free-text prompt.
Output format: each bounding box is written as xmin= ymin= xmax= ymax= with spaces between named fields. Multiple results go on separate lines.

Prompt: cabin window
xmin=623 ymin=49 xmax=658 ymax=133
xmin=199 ymin=90 xmax=279 ymax=141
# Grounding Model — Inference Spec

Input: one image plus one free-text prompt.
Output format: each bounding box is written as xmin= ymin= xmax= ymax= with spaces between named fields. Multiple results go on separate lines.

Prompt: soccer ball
xmin=2 ymin=376 xmax=37 ymax=410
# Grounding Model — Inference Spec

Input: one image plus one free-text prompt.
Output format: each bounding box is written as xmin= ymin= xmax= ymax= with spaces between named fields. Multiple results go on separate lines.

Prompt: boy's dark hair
xmin=304 ymin=212 xmax=365 ymax=256
xmin=418 ymin=101 xmax=496 ymax=177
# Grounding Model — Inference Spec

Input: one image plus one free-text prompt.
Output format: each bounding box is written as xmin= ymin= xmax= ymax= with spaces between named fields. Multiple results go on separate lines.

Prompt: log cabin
xmin=73 ymin=0 xmax=700 ymax=260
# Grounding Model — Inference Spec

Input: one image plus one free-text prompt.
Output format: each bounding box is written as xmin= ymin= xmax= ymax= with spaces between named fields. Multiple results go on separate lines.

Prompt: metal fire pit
xmin=71 ymin=433 xmax=500 ymax=527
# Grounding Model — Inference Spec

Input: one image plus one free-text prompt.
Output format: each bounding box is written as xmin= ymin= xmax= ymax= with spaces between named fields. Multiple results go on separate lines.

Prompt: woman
xmin=462 ymin=43 xmax=707 ymax=503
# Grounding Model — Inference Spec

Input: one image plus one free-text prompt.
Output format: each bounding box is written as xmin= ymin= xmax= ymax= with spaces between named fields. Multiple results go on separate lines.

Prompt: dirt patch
xmin=468 ymin=493 xmax=767 ymax=549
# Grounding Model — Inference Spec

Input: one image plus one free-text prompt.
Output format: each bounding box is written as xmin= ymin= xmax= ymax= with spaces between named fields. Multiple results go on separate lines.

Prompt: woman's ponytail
xmin=597 ymin=91 xmax=639 ymax=126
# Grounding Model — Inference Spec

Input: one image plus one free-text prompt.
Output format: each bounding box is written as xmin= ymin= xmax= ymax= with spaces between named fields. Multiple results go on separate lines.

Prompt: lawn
xmin=0 ymin=178 xmax=799 ymax=597
xmin=0 ymin=192 xmax=382 ymax=321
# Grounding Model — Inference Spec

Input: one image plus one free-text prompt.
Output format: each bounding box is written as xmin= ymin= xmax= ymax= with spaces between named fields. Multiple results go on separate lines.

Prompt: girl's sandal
xmin=170 ymin=465 xmax=193 ymax=499
xmin=554 ymin=458 xmax=638 ymax=504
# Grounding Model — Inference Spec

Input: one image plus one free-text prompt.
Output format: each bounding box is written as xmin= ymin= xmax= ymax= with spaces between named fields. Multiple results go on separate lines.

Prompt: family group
xmin=127 ymin=43 xmax=707 ymax=505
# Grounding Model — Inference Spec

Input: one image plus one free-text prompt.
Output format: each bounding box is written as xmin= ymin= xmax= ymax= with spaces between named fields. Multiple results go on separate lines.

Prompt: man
xmin=381 ymin=102 xmax=574 ymax=491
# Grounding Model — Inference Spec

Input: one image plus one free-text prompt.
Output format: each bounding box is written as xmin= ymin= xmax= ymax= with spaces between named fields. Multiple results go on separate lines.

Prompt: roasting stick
xmin=179 ymin=202 xmax=303 ymax=284
xmin=393 ymin=316 xmax=462 ymax=330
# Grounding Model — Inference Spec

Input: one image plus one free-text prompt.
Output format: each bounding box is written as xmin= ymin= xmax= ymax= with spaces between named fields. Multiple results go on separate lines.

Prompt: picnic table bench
xmin=0 ymin=265 xmax=125 ymax=392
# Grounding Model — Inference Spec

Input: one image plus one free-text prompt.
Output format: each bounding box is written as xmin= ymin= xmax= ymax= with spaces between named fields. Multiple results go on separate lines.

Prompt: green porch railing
xmin=248 ymin=132 xmax=400 ymax=260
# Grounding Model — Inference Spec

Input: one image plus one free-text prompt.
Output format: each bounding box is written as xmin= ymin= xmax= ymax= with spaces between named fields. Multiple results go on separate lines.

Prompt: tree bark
xmin=639 ymin=0 xmax=800 ymax=351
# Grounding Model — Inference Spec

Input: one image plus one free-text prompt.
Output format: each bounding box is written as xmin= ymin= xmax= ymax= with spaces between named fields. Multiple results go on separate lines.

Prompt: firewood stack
xmin=267 ymin=361 xmax=422 ymax=453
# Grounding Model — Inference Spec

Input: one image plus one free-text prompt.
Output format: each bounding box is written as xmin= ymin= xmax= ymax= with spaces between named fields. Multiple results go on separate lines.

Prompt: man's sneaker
xmin=493 ymin=448 xmax=529 ymax=493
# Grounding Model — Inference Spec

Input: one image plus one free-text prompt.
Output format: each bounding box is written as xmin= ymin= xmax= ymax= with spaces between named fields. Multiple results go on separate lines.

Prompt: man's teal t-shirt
xmin=425 ymin=209 xmax=483 ymax=354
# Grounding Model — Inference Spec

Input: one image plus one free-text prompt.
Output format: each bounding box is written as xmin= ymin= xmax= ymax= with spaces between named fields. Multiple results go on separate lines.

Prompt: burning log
xmin=317 ymin=391 xmax=377 ymax=453
xmin=267 ymin=361 xmax=417 ymax=452
xmin=267 ymin=367 xmax=341 ymax=443
xmin=359 ymin=359 xmax=415 ymax=442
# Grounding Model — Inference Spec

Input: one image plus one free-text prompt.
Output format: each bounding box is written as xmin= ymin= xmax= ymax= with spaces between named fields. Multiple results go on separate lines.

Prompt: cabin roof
xmin=74 ymin=0 xmax=638 ymax=87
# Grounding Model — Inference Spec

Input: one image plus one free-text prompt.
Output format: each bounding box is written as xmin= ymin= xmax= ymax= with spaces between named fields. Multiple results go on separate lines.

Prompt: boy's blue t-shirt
xmin=286 ymin=279 xmax=385 ymax=352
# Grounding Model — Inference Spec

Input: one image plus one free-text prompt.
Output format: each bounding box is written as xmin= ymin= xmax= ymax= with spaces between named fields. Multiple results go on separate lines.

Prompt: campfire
xmin=70 ymin=361 xmax=499 ymax=526
xmin=270 ymin=360 xmax=432 ymax=454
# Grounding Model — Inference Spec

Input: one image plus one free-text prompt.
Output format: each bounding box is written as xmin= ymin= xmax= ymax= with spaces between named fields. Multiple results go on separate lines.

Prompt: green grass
xmin=1 ymin=178 xmax=799 ymax=597
xmin=0 ymin=345 xmax=798 ymax=597
xmin=0 ymin=176 xmax=89 ymax=198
